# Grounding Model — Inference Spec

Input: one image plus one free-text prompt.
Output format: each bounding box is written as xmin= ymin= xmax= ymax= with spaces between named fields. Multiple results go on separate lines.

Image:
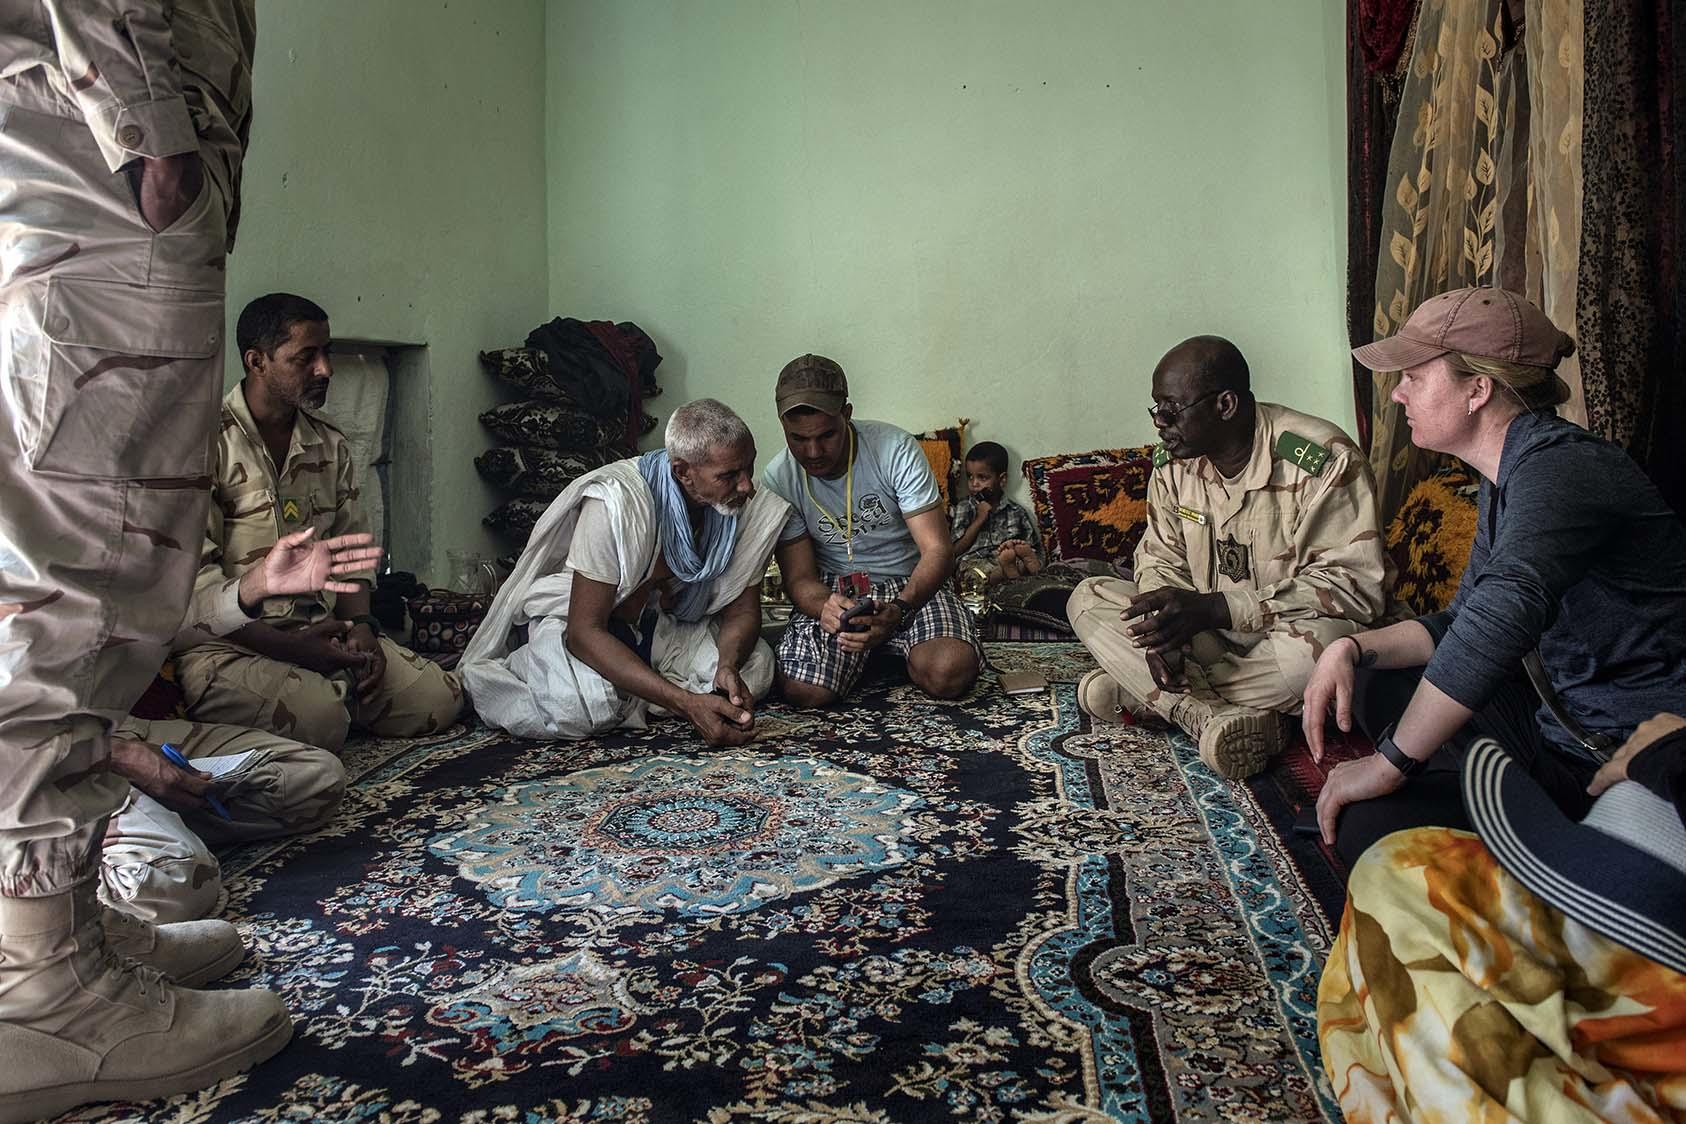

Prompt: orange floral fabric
xmin=1320 ymin=827 xmax=1686 ymax=1123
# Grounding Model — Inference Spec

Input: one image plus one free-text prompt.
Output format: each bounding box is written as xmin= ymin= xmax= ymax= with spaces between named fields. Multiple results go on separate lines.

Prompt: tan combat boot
xmin=1077 ymin=669 xmax=1142 ymax=725
xmin=1168 ymin=693 xmax=1285 ymax=781
xmin=100 ymin=903 xmax=245 ymax=988
xmin=0 ymin=885 xmax=292 ymax=1124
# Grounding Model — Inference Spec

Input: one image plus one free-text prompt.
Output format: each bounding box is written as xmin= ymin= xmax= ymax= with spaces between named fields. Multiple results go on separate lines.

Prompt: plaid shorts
xmin=777 ymin=574 xmax=982 ymax=697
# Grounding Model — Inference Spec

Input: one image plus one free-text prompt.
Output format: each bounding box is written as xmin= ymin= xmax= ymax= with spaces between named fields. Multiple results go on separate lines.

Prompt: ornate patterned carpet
xmin=70 ymin=643 xmax=1341 ymax=1123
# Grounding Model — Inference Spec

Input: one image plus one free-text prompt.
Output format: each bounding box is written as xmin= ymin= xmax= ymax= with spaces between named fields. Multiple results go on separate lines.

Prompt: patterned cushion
xmin=1386 ymin=465 xmax=1479 ymax=615
xmin=475 ymin=446 xmax=617 ymax=499
xmin=914 ymin=420 xmax=968 ymax=509
xmin=483 ymin=498 xmax=549 ymax=542
xmin=479 ymin=400 xmax=630 ymax=452
xmin=478 ymin=348 xmax=590 ymax=410
xmin=1024 ymin=447 xmax=1155 ymax=564
xmin=480 ymin=402 xmax=659 ymax=454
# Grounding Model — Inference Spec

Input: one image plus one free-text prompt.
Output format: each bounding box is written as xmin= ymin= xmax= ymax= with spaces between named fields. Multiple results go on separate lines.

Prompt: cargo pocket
xmin=28 ymin=277 xmax=221 ymax=480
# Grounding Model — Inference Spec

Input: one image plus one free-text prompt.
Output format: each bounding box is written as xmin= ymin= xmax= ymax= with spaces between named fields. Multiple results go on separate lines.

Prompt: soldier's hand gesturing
xmin=238 ymin=527 xmax=384 ymax=612
xmin=1121 ymin=588 xmax=1229 ymax=656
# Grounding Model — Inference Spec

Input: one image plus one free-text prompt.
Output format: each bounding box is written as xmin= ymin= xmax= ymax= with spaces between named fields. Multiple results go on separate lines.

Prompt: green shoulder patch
xmin=1152 ymin=444 xmax=1170 ymax=469
xmin=1275 ymin=432 xmax=1330 ymax=476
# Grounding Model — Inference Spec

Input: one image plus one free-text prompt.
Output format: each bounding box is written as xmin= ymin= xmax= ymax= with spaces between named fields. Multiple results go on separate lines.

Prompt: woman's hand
xmin=1303 ymin=638 xmax=1360 ymax=763
xmin=1316 ymin=752 xmax=1406 ymax=846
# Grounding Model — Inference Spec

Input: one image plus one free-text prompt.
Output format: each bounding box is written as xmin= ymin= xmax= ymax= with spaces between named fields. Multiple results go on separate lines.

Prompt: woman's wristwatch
xmin=1373 ymin=723 xmax=1424 ymax=778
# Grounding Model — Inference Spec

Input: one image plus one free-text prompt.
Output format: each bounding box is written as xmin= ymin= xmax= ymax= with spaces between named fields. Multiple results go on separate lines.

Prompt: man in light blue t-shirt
xmin=762 ymin=354 xmax=981 ymax=704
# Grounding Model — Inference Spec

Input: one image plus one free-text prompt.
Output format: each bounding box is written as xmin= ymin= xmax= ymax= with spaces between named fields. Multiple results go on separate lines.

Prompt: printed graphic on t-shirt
xmin=813 ymin=492 xmax=896 ymax=546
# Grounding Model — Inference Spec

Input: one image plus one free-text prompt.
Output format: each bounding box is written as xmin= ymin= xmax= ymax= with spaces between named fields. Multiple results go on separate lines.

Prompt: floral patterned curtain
xmin=1365 ymin=0 xmax=1585 ymax=518
xmin=1517 ymin=0 xmax=1583 ymax=423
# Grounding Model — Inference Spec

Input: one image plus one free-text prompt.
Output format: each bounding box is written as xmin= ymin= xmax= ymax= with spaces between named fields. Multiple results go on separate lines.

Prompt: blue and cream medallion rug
xmin=72 ymin=643 xmax=1339 ymax=1123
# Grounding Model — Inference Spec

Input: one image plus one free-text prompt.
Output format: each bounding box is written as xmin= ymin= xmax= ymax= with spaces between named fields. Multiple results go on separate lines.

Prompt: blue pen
xmin=159 ymin=742 xmax=232 ymax=821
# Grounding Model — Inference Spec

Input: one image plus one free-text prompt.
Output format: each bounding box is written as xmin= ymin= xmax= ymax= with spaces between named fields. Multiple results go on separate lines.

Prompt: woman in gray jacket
xmin=1301 ymin=287 xmax=1686 ymax=865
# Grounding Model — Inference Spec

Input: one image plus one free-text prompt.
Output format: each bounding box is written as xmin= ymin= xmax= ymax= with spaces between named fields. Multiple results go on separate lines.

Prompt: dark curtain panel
xmin=1346 ymin=0 xmax=1417 ymax=450
xmin=1578 ymin=0 xmax=1686 ymax=517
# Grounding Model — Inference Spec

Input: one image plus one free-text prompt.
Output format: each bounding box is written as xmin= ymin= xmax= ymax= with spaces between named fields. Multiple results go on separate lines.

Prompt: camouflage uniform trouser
xmin=102 ymin=716 xmax=345 ymax=924
xmin=0 ymin=73 xmax=230 ymax=897
xmin=175 ymin=634 xmax=464 ymax=753
xmin=1067 ymin=575 xmax=1360 ymax=720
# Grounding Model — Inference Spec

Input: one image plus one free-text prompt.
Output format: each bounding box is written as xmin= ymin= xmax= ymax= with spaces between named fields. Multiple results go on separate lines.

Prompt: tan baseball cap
xmin=1353 ymin=287 xmax=1574 ymax=372
xmin=775 ymin=353 xmax=849 ymax=416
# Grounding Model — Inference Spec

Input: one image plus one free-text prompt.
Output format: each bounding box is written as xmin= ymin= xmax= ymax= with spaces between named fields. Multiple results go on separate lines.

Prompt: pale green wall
xmin=1327 ymin=0 xmax=1351 ymax=374
xmin=231 ymin=1 xmax=1350 ymax=572
xmin=545 ymin=0 xmax=1355 ymax=502
xmin=229 ymin=0 xmax=549 ymax=580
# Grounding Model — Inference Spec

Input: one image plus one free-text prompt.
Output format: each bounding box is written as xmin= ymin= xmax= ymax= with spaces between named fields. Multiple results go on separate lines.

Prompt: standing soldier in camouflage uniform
xmin=1067 ymin=336 xmax=1393 ymax=779
xmin=0 ymin=5 xmax=390 ymax=1117
xmin=174 ymin=293 xmax=464 ymax=749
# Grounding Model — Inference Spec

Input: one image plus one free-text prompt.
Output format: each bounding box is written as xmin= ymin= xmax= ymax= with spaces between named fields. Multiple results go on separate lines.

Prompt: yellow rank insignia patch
xmin=1152 ymin=444 xmax=1170 ymax=469
xmin=280 ymin=497 xmax=304 ymax=523
xmin=1275 ymin=432 xmax=1330 ymax=476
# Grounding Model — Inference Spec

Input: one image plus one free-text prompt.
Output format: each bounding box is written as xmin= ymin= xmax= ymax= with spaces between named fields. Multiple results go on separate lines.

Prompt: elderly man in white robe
xmin=462 ymin=399 xmax=790 ymax=745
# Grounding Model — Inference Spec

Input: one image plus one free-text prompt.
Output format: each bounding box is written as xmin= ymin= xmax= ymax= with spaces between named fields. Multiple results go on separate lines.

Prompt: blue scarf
xmin=637 ymin=449 xmax=738 ymax=622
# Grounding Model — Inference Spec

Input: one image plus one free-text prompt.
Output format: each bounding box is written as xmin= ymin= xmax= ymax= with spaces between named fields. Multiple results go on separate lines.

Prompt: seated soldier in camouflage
xmin=103 ymin=522 xmax=377 ymax=925
xmin=173 ymin=293 xmax=463 ymax=752
xmin=1066 ymin=336 xmax=1393 ymax=779
xmin=101 ymin=714 xmax=346 ymax=924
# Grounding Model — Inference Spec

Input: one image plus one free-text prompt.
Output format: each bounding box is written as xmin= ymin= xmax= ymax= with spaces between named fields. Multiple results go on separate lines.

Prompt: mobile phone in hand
xmin=1291 ymin=807 xmax=1322 ymax=839
xmin=838 ymin=597 xmax=878 ymax=632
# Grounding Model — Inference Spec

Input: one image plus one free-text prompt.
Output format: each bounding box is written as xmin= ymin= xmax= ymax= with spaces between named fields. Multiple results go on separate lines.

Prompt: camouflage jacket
xmin=1135 ymin=401 xmax=1393 ymax=633
xmin=176 ymin=384 xmax=373 ymax=650
xmin=0 ymin=0 xmax=257 ymax=245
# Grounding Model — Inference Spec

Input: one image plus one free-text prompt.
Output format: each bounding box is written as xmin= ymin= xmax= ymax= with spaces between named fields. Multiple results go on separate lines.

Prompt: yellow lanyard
xmin=802 ymin=425 xmax=856 ymax=561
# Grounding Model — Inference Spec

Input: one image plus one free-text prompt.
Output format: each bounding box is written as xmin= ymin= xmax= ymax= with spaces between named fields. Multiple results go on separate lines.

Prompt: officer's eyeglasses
xmin=1147 ymin=390 xmax=1222 ymax=426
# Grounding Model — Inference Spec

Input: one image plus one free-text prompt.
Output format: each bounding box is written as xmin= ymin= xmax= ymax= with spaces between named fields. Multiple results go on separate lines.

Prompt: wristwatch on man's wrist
xmin=350 ymin=613 xmax=382 ymax=638
xmin=889 ymin=596 xmax=914 ymax=618
xmin=1373 ymin=724 xmax=1424 ymax=778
